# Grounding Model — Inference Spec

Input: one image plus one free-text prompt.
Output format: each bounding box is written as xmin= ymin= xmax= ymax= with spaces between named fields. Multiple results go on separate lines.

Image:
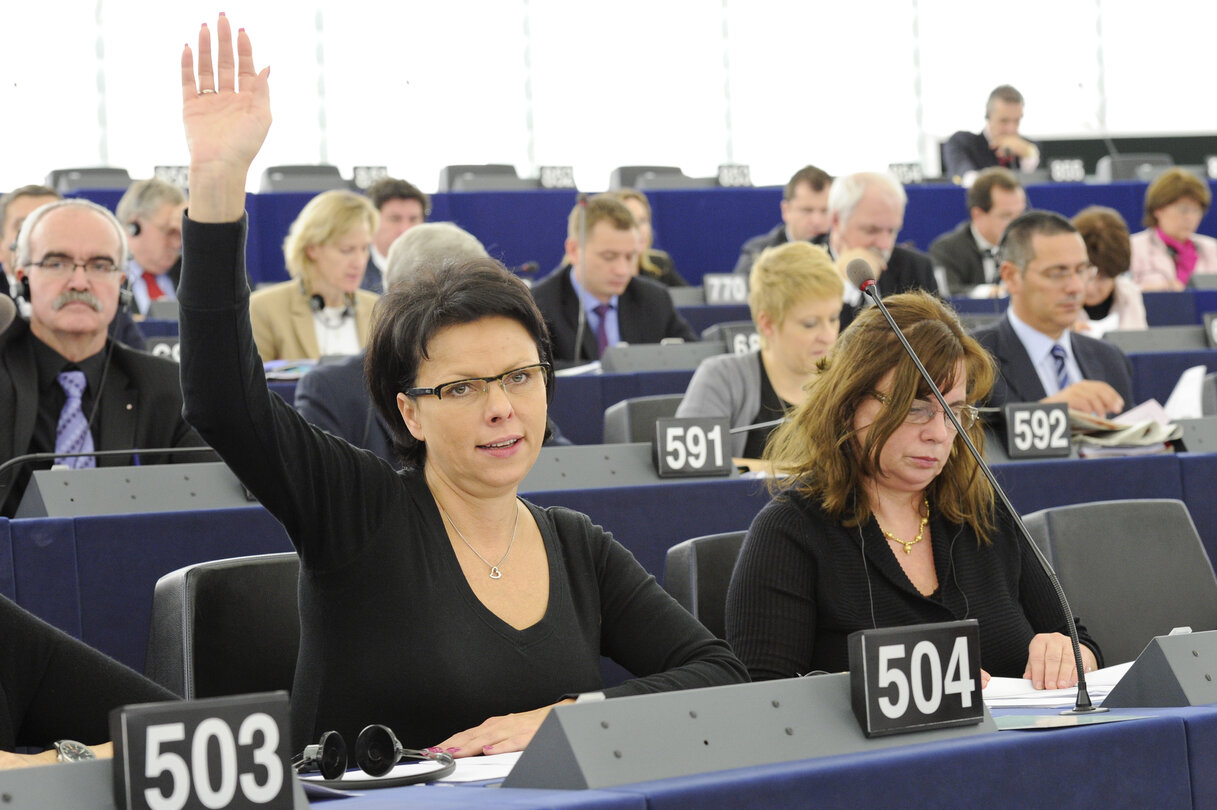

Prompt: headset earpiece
xmin=295 ymin=730 xmax=347 ymax=780
xmin=355 ymin=724 xmax=411 ymax=777
xmin=127 ymin=221 xmax=141 ymax=238
xmin=16 ymin=274 xmax=31 ymax=303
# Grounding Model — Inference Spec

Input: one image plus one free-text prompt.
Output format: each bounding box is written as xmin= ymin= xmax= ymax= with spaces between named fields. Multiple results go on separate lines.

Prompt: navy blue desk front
xmin=77 ymin=181 xmax=1217 ymax=285
xmin=2 ymin=452 xmax=1214 ymax=679
xmin=306 ymin=706 xmax=1213 ymax=808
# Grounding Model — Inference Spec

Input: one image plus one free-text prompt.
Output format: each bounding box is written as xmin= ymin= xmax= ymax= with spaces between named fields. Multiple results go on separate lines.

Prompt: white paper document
xmin=983 ymin=661 xmax=1134 ymax=709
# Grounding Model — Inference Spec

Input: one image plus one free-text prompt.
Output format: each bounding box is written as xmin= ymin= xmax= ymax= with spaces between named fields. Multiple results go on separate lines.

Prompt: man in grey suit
xmin=973 ymin=210 xmax=1132 ymax=417
xmin=930 ymin=167 xmax=1026 ymax=297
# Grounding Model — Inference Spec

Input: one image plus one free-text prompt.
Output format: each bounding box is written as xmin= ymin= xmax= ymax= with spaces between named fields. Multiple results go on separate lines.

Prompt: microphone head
xmin=845 ymin=258 xmax=877 ymax=293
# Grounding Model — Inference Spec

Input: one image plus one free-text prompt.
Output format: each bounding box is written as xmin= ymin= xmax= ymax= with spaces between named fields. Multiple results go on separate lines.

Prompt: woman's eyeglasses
xmin=405 ymin=363 xmax=551 ymax=404
xmin=872 ymin=391 xmax=979 ymax=431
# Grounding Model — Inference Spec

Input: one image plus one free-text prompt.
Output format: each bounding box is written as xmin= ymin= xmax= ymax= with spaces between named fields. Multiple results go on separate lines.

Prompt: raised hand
xmin=181 ymin=14 xmax=271 ymax=222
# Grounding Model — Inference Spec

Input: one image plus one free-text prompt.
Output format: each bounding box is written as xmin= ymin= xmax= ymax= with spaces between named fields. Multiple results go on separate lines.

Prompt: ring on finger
xmin=200 ymin=89 xmax=216 ymax=95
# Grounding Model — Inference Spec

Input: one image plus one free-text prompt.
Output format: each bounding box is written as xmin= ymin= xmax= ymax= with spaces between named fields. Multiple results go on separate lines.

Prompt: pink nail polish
xmin=482 ymin=745 xmax=494 ymax=752
xmin=426 ymin=747 xmax=441 ymax=753
xmin=445 ymin=747 xmax=460 ymax=753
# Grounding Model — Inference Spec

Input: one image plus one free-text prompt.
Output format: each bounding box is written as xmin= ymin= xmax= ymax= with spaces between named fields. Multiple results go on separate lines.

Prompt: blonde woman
xmin=613 ymin=189 xmax=688 ymax=287
xmin=249 ymin=190 xmax=380 ymax=361
xmin=676 ymin=241 xmax=842 ymax=461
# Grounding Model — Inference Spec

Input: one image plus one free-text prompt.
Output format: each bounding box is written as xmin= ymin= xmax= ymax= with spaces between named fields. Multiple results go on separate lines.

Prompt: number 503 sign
xmin=848 ymin=620 xmax=985 ymax=737
xmin=110 ymin=692 xmax=293 ymax=810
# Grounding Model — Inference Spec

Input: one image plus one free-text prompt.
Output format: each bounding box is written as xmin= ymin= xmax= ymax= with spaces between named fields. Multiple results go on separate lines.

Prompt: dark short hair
xmin=966 ymin=167 xmax=1022 ymax=213
xmin=1072 ymin=206 xmax=1130 ymax=280
xmin=997 ymin=209 xmax=1077 ymax=271
xmin=365 ymin=257 xmax=554 ymax=469
xmin=985 ymin=85 xmax=1024 ymax=118
xmin=366 ymin=177 xmax=430 ymax=217
xmin=1142 ymin=168 xmax=1211 ymax=228
xmin=784 ymin=165 xmax=832 ymax=200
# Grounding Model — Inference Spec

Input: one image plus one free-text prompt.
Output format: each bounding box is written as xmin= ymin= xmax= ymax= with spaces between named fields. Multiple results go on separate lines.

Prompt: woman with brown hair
xmin=725 ymin=291 xmax=1100 ymax=688
xmin=1129 ymin=168 xmax=1217 ymax=291
xmin=1071 ymin=205 xmax=1146 ymax=338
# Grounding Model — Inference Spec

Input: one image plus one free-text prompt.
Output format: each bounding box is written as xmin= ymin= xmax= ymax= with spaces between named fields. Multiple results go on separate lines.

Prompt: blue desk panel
xmin=3 ymin=453 xmax=1213 ymax=677
xmin=550 ymin=370 xmax=697 ymax=445
xmin=77 ymin=181 xmax=1217 ymax=285
xmin=1127 ymin=349 xmax=1217 ymax=405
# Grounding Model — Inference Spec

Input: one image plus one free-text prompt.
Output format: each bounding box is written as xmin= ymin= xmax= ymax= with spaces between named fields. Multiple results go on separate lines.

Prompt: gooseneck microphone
xmin=846 ymin=258 xmax=1105 ymax=715
xmin=572 ymin=193 xmax=589 ymax=363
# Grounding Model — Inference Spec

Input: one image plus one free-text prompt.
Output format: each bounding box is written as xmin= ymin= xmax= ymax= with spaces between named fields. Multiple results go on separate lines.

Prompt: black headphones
xmin=16 ymin=273 xmax=132 ymax=313
xmin=301 ymin=278 xmax=354 ymax=320
xmin=293 ymin=724 xmax=455 ymax=788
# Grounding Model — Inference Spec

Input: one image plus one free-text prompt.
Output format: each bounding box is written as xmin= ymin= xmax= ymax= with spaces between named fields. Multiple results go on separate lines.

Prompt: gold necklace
xmin=439 ymin=501 xmax=520 ymax=579
xmin=880 ymin=498 xmax=930 ymax=554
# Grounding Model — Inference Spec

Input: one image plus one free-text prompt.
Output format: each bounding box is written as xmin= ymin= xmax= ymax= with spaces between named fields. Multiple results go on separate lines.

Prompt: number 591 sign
xmin=110 ymin=692 xmax=293 ymax=810
xmin=653 ymin=417 xmax=733 ymax=478
xmin=848 ymin=620 xmax=984 ymax=737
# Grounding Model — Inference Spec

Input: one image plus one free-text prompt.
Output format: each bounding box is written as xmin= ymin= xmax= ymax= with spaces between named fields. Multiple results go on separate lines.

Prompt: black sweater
xmin=725 ymin=489 xmax=1101 ymax=680
xmin=177 ymin=217 xmax=747 ymax=752
xmin=0 ymin=595 xmax=174 ymax=750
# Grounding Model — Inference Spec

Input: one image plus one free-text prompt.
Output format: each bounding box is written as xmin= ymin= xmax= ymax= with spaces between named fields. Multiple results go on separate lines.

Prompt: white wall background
xmin=2 ymin=0 xmax=1213 ymax=192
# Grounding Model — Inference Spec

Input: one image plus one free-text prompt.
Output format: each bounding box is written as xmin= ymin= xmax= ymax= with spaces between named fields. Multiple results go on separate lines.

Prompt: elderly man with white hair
xmin=813 ymin=171 xmax=940 ymax=328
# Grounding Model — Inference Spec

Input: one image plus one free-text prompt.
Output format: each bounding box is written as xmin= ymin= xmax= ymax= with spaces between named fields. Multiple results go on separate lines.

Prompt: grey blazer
xmin=676 ymin=350 xmax=763 ymax=457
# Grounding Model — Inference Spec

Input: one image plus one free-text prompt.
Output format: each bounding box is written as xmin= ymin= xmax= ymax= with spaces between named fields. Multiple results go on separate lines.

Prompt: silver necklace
xmin=439 ymin=501 xmax=520 ymax=580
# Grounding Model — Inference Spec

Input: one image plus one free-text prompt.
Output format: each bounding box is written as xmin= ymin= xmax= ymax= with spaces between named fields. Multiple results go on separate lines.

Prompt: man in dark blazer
xmin=973 ymin=210 xmax=1132 ymax=417
xmin=943 ymin=85 xmax=1040 ymax=185
xmin=531 ymin=195 xmax=697 ymax=365
xmin=930 ymin=167 xmax=1027 ymax=296
xmin=732 ymin=165 xmax=832 ymax=275
xmin=817 ymin=172 xmax=940 ymax=329
xmin=360 ymin=177 xmax=428 ymax=294
xmin=2 ymin=199 xmax=206 ymax=516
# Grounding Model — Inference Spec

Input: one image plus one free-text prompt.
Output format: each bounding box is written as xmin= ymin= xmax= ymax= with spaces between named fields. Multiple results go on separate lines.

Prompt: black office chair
xmin=603 ymin=394 xmax=685 ymax=444
xmin=258 ymin=164 xmax=348 ymax=192
xmin=701 ymin=320 xmax=758 ymax=353
xmin=45 ymin=167 xmax=132 ymax=193
xmin=1095 ymin=154 xmax=1174 ymax=182
xmin=438 ymin=164 xmax=533 ymax=192
xmin=145 ymin=552 xmax=300 ymax=699
xmin=664 ymin=531 xmax=747 ymax=639
xmin=1022 ymin=499 xmax=1217 ymax=665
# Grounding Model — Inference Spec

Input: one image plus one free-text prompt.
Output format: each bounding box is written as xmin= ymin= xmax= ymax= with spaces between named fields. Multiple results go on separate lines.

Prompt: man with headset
xmin=115 ymin=178 xmax=188 ymax=315
xmin=0 ymin=198 xmax=206 ymax=516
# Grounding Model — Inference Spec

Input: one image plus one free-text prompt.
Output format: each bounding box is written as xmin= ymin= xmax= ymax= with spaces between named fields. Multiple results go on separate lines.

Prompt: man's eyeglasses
xmin=27 ymin=256 xmax=121 ymax=276
xmin=405 ymin=363 xmax=552 ymax=404
xmin=872 ymin=391 xmax=979 ymax=432
xmin=1037 ymin=264 xmax=1098 ymax=284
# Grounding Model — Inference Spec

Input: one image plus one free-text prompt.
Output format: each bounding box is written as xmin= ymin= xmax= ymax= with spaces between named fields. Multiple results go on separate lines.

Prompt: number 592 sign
xmin=848 ymin=620 xmax=984 ymax=737
xmin=110 ymin=692 xmax=293 ymax=810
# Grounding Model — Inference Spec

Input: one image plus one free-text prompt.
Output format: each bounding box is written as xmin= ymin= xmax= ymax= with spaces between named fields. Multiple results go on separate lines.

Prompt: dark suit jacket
xmin=294 ymin=351 xmax=571 ymax=468
xmin=530 ymin=266 xmax=698 ymax=364
xmin=929 ymin=220 xmax=989 ymax=295
xmin=732 ymin=224 xmax=788 ymax=275
xmin=813 ymin=235 xmax=940 ymax=330
xmin=943 ymin=130 xmax=1028 ymax=178
xmin=360 ymin=256 xmax=383 ymax=294
xmin=972 ymin=315 xmax=1134 ymax=413
xmin=0 ymin=316 xmax=208 ymax=516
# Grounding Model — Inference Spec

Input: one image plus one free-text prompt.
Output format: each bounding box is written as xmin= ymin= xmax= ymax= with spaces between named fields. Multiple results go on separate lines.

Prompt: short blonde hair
xmin=282 ymin=190 xmax=378 ymax=282
xmin=566 ymin=194 xmax=635 ymax=243
xmin=1143 ymin=168 xmax=1211 ymax=228
xmin=748 ymin=241 xmax=843 ymax=346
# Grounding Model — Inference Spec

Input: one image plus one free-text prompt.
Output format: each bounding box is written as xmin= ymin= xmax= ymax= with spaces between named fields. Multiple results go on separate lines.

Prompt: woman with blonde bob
xmin=249 ymin=190 xmax=381 ymax=361
xmin=725 ymin=292 xmax=1101 ymax=688
xmin=611 ymin=189 xmax=687 ymax=287
xmin=676 ymin=241 xmax=842 ymax=460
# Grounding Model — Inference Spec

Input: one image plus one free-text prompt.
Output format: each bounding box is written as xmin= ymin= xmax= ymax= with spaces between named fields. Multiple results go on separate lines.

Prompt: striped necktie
xmin=55 ymin=370 xmax=96 ymax=469
xmin=1051 ymin=344 xmax=1071 ymax=392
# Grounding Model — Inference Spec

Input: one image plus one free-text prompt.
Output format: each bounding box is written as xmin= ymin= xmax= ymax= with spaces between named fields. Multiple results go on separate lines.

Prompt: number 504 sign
xmin=848 ymin=620 xmax=985 ymax=737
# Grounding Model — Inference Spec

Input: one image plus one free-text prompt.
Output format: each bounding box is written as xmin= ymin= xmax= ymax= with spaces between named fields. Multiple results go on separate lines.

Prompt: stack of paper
xmin=983 ymin=661 xmax=1134 ymax=709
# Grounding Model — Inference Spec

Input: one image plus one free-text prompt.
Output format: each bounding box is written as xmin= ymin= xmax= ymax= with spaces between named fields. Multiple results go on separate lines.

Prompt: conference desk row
xmin=263 ymin=345 xmax=1216 ymax=446
xmin=79 ymin=179 xmax=1217 ymax=286
xmin=2 ymin=452 xmax=1214 ymax=679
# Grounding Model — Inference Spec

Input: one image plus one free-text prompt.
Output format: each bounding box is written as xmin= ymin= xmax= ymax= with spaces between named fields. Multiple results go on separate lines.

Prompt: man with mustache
xmin=973 ymin=210 xmax=1132 ymax=417
xmin=814 ymin=172 xmax=939 ymax=329
xmin=0 ymin=199 xmax=206 ymax=516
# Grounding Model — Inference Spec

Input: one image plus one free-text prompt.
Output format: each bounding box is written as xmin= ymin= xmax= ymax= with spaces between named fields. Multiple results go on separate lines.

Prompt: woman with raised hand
xmin=176 ymin=15 xmax=745 ymax=758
